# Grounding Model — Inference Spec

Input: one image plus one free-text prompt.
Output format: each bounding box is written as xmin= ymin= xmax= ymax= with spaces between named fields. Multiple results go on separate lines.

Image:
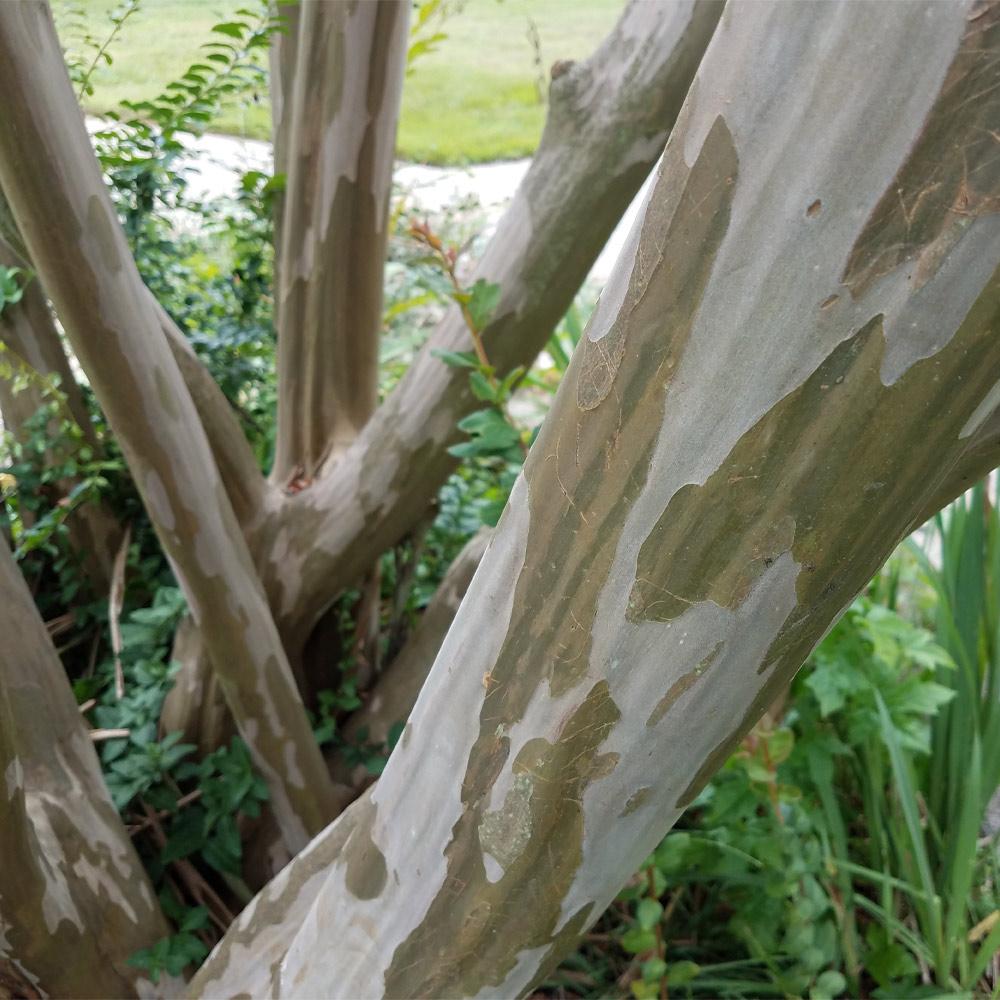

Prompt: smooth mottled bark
xmin=164 ymin=0 xmax=723 ymax=754
xmin=272 ymin=0 xmax=409 ymax=481
xmin=0 ymin=2 xmax=337 ymax=852
xmin=0 ymin=539 xmax=177 ymax=998
xmin=192 ymin=3 xmax=1000 ymax=995
xmin=257 ymin=0 xmax=725 ymax=653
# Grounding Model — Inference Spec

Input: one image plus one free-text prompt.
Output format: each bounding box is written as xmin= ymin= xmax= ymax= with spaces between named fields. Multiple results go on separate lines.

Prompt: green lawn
xmin=52 ymin=0 xmax=621 ymax=164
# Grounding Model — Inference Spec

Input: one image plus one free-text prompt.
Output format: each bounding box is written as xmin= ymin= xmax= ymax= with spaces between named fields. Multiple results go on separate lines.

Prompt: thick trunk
xmin=271 ymin=0 xmax=409 ymax=482
xmin=258 ymin=0 xmax=725 ymax=653
xmin=191 ymin=3 xmax=1000 ymax=995
xmin=0 ymin=539 xmax=178 ymax=998
xmin=0 ymin=1 xmax=337 ymax=853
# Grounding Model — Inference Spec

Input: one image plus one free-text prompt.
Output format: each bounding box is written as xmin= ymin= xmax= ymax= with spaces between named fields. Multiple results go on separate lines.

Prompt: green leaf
xmin=431 ymin=348 xmax=479 ymax=369
xmin=810 ymin=970 xmax=847 ymax=999
xmin=641 ymin=958 xmax=667 ymax=982
xmin=211 ymin=22 xmax=247 ymax=38
xmin=179 ymin=906 xmax=209 ymax=933
xmin=469 ymin=370 xmax=497 ymax=403
xmin=449 ymin=408 xmax=521 ymax=460
xmin=466 ymin=278 xmax=501 ymax=331
xmin=630 ymin=980 xmax=659 ymax=999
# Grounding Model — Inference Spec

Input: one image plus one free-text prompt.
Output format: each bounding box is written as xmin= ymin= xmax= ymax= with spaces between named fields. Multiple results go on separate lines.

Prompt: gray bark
xmin=0 ymin=0 xmax=339 ymax=853
xmin=272 ymin=0 xmax=409 ymax=481
xmin=0 ymin=538 xmax=178 ymax=998
xmin=192 ymin=2 xmax=1000 ymax=995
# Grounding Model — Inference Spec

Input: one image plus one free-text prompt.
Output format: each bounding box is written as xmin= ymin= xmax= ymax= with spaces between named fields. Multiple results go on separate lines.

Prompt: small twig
xmin=141 ymin=800 xmax=235 ymax=932
xmin=409 ymin=219 xmax=529 ymax=459
xmin=90 ymin=727 xmax=130 ymax=741
xmin=109 ymin=523 xmax=132 ymax=700
xmin=75 ymin=0 xmax=141 ymax=99
xmin=84 ymin=627 xmax=100 ymax=679
xmin=78 ymin=698 xmax=96 ymax=714
xmin=128 ymin=789 xmax=203 ymax=836
xmin=45 ymin=611 xmax=76 ymax=638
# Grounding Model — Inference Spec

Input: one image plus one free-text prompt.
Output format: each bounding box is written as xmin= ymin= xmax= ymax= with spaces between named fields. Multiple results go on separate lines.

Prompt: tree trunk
xmin=272 ymin=0 xmax=409 ymax=482
xmin=0 ymin=539 xmax=178 ymax=998
xmin=163 ymin=0 xmax=724 ymax=753
xmin=0 ymin=1 xmax=337 ymax=854
xmin=256 ymin=0 xmax=725 ymax=656
xmin=191 ymin=2 xmax=1000 ymax=995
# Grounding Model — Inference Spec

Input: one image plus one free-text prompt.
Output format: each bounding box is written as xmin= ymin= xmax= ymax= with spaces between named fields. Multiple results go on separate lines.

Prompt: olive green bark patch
xmin=676 ymin=267 xmax=1000 ymax=809
xmin=628 ymin=317 xmax=895 ymax=627
xmin=842 ymin=4 xmax=1000 ymax=298
xmin=342 ymin=797 xmax=387 ymax=900
xmin=383 ymin=682 xmax=620 ymax=998
xmin=619 ymin=787 xmax=653 ymax=818
xmin=646 ymin=641 xmax=724 ymax=727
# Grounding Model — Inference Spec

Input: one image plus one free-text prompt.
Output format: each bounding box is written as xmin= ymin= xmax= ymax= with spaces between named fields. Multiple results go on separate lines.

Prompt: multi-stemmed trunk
xmin=191 ymin=2 xmax=1000 ymax=994
xmin=0 ymin=0 xmax=998 ymax=996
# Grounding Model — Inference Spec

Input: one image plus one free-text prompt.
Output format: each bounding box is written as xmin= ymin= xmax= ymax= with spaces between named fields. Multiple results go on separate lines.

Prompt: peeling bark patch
xmin=577 ymin=321 xmax=627 ymax=410
xmin=806 ymin=199 xmax=822 ymax=217
xmin=629 ymin=318 xmax=893 ymax=625
xmin=383 ymin=682 xmax=620 ymax=998
xmin=619 ymin=787 xmax=652 ymax=818
xmin=189 ymin=808 xmax=358 ymax=995
xmin=343 ymin=799 xmax=387 ymax=900
xmin=496 ymin=116 xmax=738 ymax=710
xmin=646 ymin=641 xmax=724 ymax=727
xmin=676 ymin=268 xmax=1000 ymax=809
xmin=479 ymin=772 xmax=534 ymax=874
xmin=842 ymin=4 xmax=1000 ymax=298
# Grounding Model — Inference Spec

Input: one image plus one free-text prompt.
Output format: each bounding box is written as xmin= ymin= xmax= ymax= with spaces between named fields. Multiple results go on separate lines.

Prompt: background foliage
xmin=51 ymin=0 xmax=621 ymax=164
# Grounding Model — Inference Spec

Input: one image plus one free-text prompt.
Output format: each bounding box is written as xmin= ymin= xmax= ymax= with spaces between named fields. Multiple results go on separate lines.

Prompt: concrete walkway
xmin=159 ymin=127 xmax=648 ymax=285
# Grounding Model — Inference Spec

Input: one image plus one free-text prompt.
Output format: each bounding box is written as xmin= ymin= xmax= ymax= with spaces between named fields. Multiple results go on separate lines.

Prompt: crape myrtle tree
xmin=0 ymin=0 xmax=998 ymax=995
